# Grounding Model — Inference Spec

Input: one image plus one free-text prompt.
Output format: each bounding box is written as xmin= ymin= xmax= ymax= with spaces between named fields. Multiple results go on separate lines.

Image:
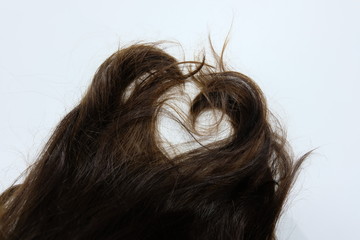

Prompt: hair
xmin=0 ymin=40 xmax=312 ymax=240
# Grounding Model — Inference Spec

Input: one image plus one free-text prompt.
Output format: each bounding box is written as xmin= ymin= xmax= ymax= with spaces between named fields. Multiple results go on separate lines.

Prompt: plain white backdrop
xmin=0 ymin=0 xmax=359 ymax=239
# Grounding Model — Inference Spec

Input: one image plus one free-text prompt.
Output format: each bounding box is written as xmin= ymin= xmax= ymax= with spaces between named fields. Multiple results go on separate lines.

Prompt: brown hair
xmin=0 ymin=40 xmax=312 ymax=240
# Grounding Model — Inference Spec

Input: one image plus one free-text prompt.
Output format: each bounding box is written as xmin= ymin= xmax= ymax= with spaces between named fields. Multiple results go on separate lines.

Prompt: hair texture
xmin=0 ymin=41 xmax=311 ymax=240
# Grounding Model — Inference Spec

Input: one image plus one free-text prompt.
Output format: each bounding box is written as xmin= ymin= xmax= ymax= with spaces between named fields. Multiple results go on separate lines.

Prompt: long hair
xmin=0 ymin=41 xmax=311 ymax=240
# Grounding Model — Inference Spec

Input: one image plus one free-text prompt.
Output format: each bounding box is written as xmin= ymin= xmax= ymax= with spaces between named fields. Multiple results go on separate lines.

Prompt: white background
xmin=0 ymin=0 xmax=359 ymax=239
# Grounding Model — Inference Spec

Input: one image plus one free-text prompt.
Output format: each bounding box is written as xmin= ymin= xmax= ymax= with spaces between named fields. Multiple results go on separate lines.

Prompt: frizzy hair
xmin=0 ymin=40 xmax=312 ymax=240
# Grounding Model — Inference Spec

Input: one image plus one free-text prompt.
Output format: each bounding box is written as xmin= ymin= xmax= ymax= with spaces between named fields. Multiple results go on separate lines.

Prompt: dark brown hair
xmin=0 ymin=40 xmax=312 ymax=240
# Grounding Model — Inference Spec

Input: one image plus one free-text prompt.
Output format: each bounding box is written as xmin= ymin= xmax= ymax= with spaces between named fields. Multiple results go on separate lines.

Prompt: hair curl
xmin=0 ymin=41 xmax=311 ymax=240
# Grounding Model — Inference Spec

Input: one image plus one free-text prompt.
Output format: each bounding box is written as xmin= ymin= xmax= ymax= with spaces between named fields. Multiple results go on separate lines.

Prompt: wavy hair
xmin=0 ymin=40 xmax=312 ymax=240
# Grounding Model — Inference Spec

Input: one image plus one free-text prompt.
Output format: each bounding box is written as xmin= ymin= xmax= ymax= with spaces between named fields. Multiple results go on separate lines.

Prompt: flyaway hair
xmin=0 ymin=41 xmax=311 ymax=240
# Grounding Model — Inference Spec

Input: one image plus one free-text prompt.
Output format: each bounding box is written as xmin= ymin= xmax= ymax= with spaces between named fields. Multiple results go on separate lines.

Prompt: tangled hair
xmin=0 ymin=41 xmax=311 ymax=240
